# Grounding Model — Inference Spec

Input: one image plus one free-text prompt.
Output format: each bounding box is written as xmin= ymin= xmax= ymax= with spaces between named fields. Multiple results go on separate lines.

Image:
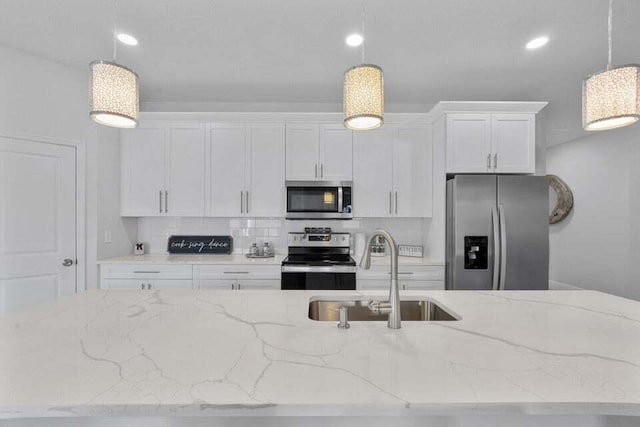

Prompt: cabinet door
xmin=196 ymin=279 xmax=236 ymax=290
xmin=146 ymin=279 xmax=193 ymax=290
xmin=405 ymin=281 xmax=444 ymax=290
xmin=247 ymin=124 xmax=285 ymax=217
xmin=491 ymin=114 xmax=535 ymax=174
xmin=166 ymin=124 xmax=206 ymax=216
xmin=236 ymin=279 xmax=280 ymax=290
xmin=207 ymin=124 xmax=246 ymax=217
xmin=393 ymin=125 xmax=433 ymax=217
xmin=319 ymin=124 xmax=353 ymax=181
xmin=353 ymin=127 xmax=394 ymax=217
xmin=101 ymin=279 xmax=192 ymax=290
xmin=121 ymin=123 xmax=166 ymax=216
xmin=446 ymin=114 xmax=491 ymax=173
xmin=285 ymin=123 xmax=320 ymax=180
xmin=357 ymin=279 xmax=389 ymax=290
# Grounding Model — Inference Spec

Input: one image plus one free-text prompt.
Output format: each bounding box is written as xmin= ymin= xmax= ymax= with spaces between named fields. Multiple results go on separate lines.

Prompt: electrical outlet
xmin=104 ymin=230 xmax=112 ymax=244
xmin=398 ymin=245 xmax=423 ymax=258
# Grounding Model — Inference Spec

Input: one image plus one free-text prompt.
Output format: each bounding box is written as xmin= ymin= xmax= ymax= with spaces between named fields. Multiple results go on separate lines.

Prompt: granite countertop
xmin=2 ymin=289 xmax=640 ymax=418
xmin=97 ymin=254 xmax=444 ymax=267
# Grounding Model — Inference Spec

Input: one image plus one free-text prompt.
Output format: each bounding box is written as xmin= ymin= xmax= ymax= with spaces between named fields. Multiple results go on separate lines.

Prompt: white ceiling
xmin=1 ymin=0 xmax=639 ymax=145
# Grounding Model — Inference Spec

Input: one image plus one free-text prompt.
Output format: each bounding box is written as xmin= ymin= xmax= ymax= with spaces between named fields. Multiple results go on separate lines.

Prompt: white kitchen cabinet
xmin=208 ymin=123 xmax=285 ymax=217
xmin=354 ymin=125 xmax=432 ymax=218
xmin=247 ymin=124 xmax=286 ymax=217
xmin=122 ymin=122 xmax=206 ymax=216
xmin=121 ymin=123 xmax=166 ymax=216
xmin=286 ymin=123 xmax=353 ymax=181
xmin=319 ymin=124 xmax=353 ymax=181
xmin=445 ymin=113 xmax=535 ymax=174
xmin=100 ymin=264 xmax=194 ymax=290
xmin=393 ymin=126 xmax=433 ymax=217
xmin=208 ymin=124 xmax=246 ymax=217
xmin=195 ymin=279 xmax=280 ymax=290
xmin=491 ymin=114 xmax=535 ymax=173
xmin=166 ymin=124 xmax=207 ymax=216
xmin=102 ymin=279 xmax=193 ymax=290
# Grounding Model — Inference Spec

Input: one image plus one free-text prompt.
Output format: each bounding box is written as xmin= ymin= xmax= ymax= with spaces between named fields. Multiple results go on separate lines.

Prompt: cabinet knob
xmin=141 ymin=283 xmax=145 ymax=290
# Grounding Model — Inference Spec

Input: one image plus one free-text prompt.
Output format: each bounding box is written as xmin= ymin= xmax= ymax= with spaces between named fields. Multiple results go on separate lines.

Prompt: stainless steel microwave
xmin=285 ymin=181 xmax=353 ymax=220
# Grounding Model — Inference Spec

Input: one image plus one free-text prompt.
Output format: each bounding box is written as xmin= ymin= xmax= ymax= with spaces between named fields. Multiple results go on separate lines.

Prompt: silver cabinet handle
xmin=165 ymin=191 xmax=168 ymax=213
xmin=133 ymin=271 xmax=160 ymax=274
xmin=388 ymin=272 xmax=413 ymax=275
xmin=320 ymin=164 xmax=324 ymax=178
xmin=389 ymin=192 xmax=392 ymax=215
xmin=315 ymin=164 xmax=318 ymax=179
xmin=491 ymin=206 xmax=500 ymax=291
xmin=223 ymin=271 xmax=249 ymax=274
xmin=493 ymin=153 xmax=498 ymax=170
xmin=240 ymin=191 xmax=244 ymax=214
xmin=486 ymin=154 xmax=491 ymax=170
xmin=395 ymin=191 xmax=398 ymax=214
xmin=62 ymin=258 xmax=74 ymax=267
xmin=237 ymin=283 xmax=241 ymax=290
xmin=498 ymin=204 xmax=507 ymax=290
xmin=141 ymin=283 xmax=145 ymax=290
xmin=246 ymin=191 xmax=249 ymax=214
xmin=231 ymin=283 xmax=236 ymax=290
xmin=148 ymin=283 xmax=152 ymax=290
xmin=159 ymin=190 xmax=163 ymax=213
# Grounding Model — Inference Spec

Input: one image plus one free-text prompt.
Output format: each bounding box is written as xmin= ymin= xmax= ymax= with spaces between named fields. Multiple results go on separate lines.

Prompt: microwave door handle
xmin=491 ymin=206 xmax=500 ymax=291
xmin=338 ymin=187 xmax=343 ymax=213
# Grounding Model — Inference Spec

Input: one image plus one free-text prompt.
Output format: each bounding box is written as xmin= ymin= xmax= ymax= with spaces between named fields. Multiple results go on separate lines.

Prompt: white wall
xmin=0 ymin=45 xmax=132 ymax=289
xmin=546 ymin=124 xmax=640 ymax=300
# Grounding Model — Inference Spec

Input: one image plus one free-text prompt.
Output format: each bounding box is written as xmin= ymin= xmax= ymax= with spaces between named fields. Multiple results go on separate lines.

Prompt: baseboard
xmin=549 ymin=280 xmax=582 ymax=290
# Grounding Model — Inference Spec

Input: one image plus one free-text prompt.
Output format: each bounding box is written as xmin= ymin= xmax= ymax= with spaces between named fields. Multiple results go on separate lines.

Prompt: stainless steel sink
xmin=308 ymin=298 xmax=458 ymax=322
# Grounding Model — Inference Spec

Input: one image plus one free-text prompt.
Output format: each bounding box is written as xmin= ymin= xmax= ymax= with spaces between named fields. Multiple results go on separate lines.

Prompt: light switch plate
xmin=398 ymin=245 xmax=423 ymax=258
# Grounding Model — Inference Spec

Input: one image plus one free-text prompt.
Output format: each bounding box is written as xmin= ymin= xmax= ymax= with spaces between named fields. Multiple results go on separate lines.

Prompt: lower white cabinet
xmin=102 ymin=279 xmax=193 ymax=290
xmin=357 ymin=265 xmax=444 ymax=291
xmin=195 ymin=279 xmax=279 ymax=290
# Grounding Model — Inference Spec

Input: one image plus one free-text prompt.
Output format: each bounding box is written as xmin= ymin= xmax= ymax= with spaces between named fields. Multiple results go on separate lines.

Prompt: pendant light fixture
xmin=89 ymin=0 xmax=139 ymax=128
xmin=582 ymin=0 xmax=640 ymax=131
xmin=343 ymin=1 xmax=384 ymax=131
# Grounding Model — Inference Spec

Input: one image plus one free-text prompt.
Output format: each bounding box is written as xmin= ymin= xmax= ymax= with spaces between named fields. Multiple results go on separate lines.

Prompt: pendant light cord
xmin=607 ymin=0 xmax=613 ymax=70
xmin=113 ymin=0 xmax=118 ymax=62
xmin=361 ymin=0 xmax=366 ymax=64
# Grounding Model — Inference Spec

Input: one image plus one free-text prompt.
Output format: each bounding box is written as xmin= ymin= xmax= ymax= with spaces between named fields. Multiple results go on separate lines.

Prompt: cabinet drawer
xmin=358 ymin=279 xmax=444 ymax=291
xmin=357 ymin=265 xmax=444 ymax=281
xmin=101 ymin=264 xmax=193 ymax=279
xmin=236 ymin=279 xmax=280 ymax=290
xmin=101 ymin=279 xmax=193 ymax=290
xmin=194 ymin=265 xmax=280 ymax=280
xmin=195 ymin=279 xmax=235 ymax=290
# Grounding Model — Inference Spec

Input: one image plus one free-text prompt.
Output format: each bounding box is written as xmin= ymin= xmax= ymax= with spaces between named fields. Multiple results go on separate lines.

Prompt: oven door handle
xmin=281 ymin=265 xmax=357 ymax=274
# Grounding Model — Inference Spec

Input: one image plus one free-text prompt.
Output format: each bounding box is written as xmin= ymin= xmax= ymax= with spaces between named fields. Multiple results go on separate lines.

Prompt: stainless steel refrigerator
xmin=446 ymin=175 xmax=549 ymax=290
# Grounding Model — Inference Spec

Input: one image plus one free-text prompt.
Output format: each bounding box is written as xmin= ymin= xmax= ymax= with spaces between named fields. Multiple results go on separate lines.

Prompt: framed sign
xmin=167 ymin=235 xmax=233 ymax=254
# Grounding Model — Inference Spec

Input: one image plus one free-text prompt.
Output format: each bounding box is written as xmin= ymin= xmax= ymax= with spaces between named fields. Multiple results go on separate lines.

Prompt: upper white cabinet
xmin=122 ymin=122 xmax=206 ymax=216
xmin=445 ymin=113 xmax=535 ymax=174
xmin=286 ymin=123 xmax=353 ymax=181
xmin=354 ymin=124 xmax=433 ymax=218
xmin=207 ymin=123 xmax=285 ymax=217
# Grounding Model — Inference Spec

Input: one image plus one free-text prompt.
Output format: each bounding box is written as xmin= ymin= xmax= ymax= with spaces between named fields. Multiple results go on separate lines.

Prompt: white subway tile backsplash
xmin=138 ymin=217 xmax=428 ymax=255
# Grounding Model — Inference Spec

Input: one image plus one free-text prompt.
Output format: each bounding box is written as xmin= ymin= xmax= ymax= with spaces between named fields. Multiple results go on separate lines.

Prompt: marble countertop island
xmin=2 ymin=289 xmax=640 ymax=419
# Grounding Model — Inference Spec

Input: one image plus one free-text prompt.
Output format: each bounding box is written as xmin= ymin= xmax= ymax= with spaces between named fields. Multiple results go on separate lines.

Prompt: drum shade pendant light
xmin=343 ymin=1 xmax=384 ymax=130
xmin=89 ymin=0 xmax=139 ymax=128
xmin=582 ymin=0 xmax=640 ymax=131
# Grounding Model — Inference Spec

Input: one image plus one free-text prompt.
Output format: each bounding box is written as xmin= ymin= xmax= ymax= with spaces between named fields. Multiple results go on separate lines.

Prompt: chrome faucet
xmin=360 ymin=230 xmax=401 ymax=329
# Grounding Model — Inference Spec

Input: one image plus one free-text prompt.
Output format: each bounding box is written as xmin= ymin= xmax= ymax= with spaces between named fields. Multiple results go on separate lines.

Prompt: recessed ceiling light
xmin=526 ymin=36 xmax=549 ymax=50
xmin=346 ymin=34 xmax=364 ymax=47
xmin=117 ymin=33 xmax=138 ymax=46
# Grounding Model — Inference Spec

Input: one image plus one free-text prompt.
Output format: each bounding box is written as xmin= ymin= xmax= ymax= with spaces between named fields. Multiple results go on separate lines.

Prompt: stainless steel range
xmin=281 ymin=227 xmax=356 ymax=290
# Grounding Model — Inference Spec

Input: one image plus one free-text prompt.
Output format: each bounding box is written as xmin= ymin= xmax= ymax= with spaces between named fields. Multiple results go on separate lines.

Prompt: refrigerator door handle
xmin=491 ymin=206 xmax=500 ymax=291
xmin=498 ymin=204 xmax=507 ymax=290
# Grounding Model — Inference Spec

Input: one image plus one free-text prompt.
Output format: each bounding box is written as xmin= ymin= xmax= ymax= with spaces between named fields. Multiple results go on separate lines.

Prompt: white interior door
xmin=166 ymin=124 xmax=206 ymax=216
xmin=393 ymin=125 xmax=433 ymax=217
xmin=285 ymin=123 xmax=320 ymax=180
xmin=0 ymin=137 xmax=76 ymax=314
xmin=319 ymin=124 xmax=353 ymax=181
xmin=353 ymin=127 xmax=394 ymax=217
xmin=121 ymin=123 xmax=166 ymax=216
xmin=208 ymin=124 xmax=246 ymax=217
xmin=247 ymin=123 xmax=285 ymax=217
